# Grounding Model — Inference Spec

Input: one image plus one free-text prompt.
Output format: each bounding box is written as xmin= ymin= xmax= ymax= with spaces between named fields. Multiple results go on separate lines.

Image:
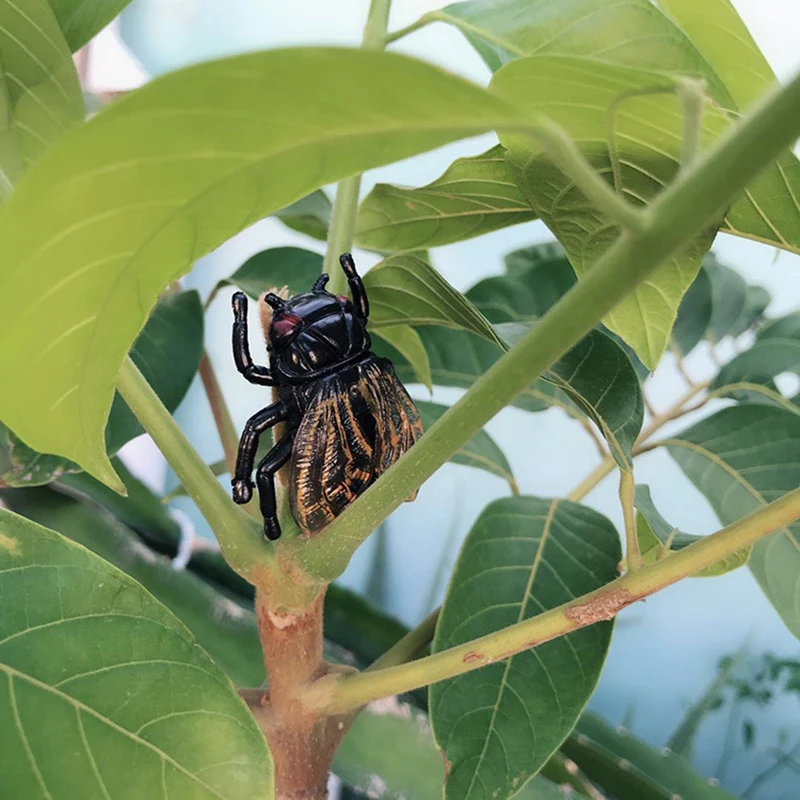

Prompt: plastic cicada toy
xmin=231 ymin=253 xmax=423 ymax=540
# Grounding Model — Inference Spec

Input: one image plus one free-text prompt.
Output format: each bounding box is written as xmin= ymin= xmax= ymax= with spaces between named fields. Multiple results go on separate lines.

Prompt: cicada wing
xmin=289 ymin=356 xmax=423 ymax=534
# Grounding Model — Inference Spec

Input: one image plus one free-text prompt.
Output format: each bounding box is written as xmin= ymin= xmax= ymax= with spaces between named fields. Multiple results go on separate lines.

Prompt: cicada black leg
xmin=255 ymin=434 xmax=295 ymax=541
xmin=232 ymin=401 xmax=287 ymax=505
xmin=232 ymin=291 xmax=275 ymax=385
xmin=339 ymin=253 xmax=369 ymax=321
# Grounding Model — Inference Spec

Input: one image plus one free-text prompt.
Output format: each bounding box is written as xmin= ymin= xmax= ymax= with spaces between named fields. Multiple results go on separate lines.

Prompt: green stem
xmin=619 ymin=469 xmax=642 ymax=571
xmin=305 ymin=487 xmax=800 ymax=714
xmin=323 ymin=0 xmax=393 ymax=294
xmin=384 ymin=12 xmax=436 ymax=45
xmin=368 ymin=607 xmax=440 ymax=671
xmin=117 ymin=357 xmax=268 ymax=579
xmin=289 ymin=67 xmax=800 ymax=583
xmin=679 ymin=78 xmax=706 ymax=171
xmin=198 ymin=351 xmax=240 ymax=478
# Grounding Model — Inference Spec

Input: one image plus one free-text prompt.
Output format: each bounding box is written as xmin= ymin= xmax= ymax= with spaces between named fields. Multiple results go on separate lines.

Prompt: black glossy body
xmin=231 ymin=253 xmax=419 ymax=540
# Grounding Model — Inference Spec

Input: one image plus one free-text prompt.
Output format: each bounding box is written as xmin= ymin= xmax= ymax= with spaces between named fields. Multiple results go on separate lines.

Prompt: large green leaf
xmin=634 ymin=484 xmax=748 ymax=577
xmin=46 ymin=0 xmax=133 ymax=51
xmin=0 ymin=509 xmax=273 ymax=798
xmin=562 ymin=713 xmax=736 ymax=800
xmin=274 ymin=189 xmax=331 ymax=241
xmin=364 ymin=254 xmax=502 ymax=346
xmin=430 ymin=496 xmax=620 ymax=800
xmin=493 ymin=55 xmax=727 ymax=367
xmin=436 ymin=0 xmax=800 ymax=257
xmin=0 ymin=291 xmax=204 ymax=488
xmin=0 ymin=0 xmax=83 ymax=198
xmin=656 ymin=0 xmax=776 ymax=110
xmin=1 ymin=487 xmax=264 ymax=687
xmin=0 ymin=47 xmax=528 ymax=490
xmin=416 ymin=400 xmax=516 ymax=492
xmin=355 ymin=145 xmax=536 ymax=251
xmin=665 ymin=405 xmax=800 ymax=640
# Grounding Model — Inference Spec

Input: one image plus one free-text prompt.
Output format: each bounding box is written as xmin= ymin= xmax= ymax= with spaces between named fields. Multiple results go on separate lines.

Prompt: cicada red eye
xmin=273 ymin=312 xmax=302 ymax=338
xmin=337 ymin=295 xmax=349 ymax=304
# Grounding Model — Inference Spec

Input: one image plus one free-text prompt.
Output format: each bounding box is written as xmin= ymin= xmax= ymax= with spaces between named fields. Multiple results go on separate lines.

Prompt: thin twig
xmin=619 ymin=470 xmax=642 ymax=571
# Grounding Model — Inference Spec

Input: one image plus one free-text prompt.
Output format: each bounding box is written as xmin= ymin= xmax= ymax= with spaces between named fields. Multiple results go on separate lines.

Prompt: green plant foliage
xmin=430 ymin=496 xmax=621 ymax=800
xmin=372 ymin=325 xmax=433 ymax=392
xmin=656 ymin=0 xmax=776 ymax=109
xmin=671 ymin=263 xmax=713 ymax=356
xmin=46 ymin=0 xmax=134 ymax=51
xmin=275 ymin=189 xmax=331 ymax=240
xmin=729 ymin=285 xmax=771 ymax=338
xmin=0 ymin=0 xmax=83 ymax=199
xmin=758 ymin=311 xmax=800 ymax=342
xmin=711 ymin=339 xmax=800 ymax=407
xmin=705 ymin=256 xmax=749 ymax=343
xmin=0 ymin=291 xmax=203 ymax=488
xmin=215 ymin=246 xmax=324 ymax=302
xmin=1 ymin=487 xmax=265 ymax=687
xmin=666 ymin=405 xmax=800 ymax=640
xmin=493 ymin=55 xmax=728 ymax=367
xmin=438 ymin=0 xmax=800 ymax=259
xmin=355 ymin=145 xmax=536 ymax=251
xmin=562 ymin=713 xmax=736 ymax=799
xmin=416 ymin=400 xmax=517 ymax=492
xmin=634 ymin=484 xmax=749 ymax=577
xmin=0 ymin=509 xmax=274 ymax=798
xmin=363 ymin=254 xmax=503 ymax=346
xmin=107 ymin=290 xmax=204 ymax=452
xmin=0 ymin=47 xmax=528 ymax=490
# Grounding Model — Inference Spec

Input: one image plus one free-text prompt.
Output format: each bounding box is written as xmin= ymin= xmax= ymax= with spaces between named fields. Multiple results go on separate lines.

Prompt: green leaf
xmin=336 ymin=698 xmax=571 ymax=800
xmin=430 ymin=496 xmax=621 ymax=800
xmin=275 ymin=189 xmax=331 ymax=240
xmin=656 ymin=0 xmax=777 ymax=110
xmin=634 ymin=484 xmax=748 ymax=577
xmin=493 ymin=55 xmax=726 ymax=367
xmin=217 ymin=246 xmax=324 ymax=302
xmin=1 ymin=486 xmax=265 ymax=687
xmin=0 ymin=292 xmax=204 ymax=488
xmin=439 ymin=0 xmax=800 ymax=259
xmin=46 ymin=0 xmax=133 ymax=51
xmin=107 ymin=290 xmax=204 ymax=452
xmin=372 ymin=325 xmax=433 ymax=392
xmin=671 ymin=263 xmax=713 ymax=357
xmin=416 ymin=400 xmax=516 ymax=491
xmin=729 ymin=285 xmax=771 ymax=338
xmin=711 ymin=338 xmax=800 ymax=408
xmin=0 ymin=508 xmax=273 ymax=798
xmin=665 ymin=405 xmax=800 ymax=640
xmin=758 ymin=311 xmax=800 ymax=342
xmin=466 ymin=242 xmax=644 ymax=467
xmin=364 ymin=254 xmax=503 ymax=346
xmin=500 ymin=325 xmax=643 ymax=469
xmin=434 ymin=0 xmax=732 ymax=102
xmin=0 ymin=47 xmax=525 ymax=489
xmin=562 ymin=713 xmax=736 ymax=800
xmin=0 ymin=0 xmax=84 ymax=198
xmin=355 ymin=145 xmax=536 ymax=251
xmin=705 ymin=256 xmax=748 ymax=343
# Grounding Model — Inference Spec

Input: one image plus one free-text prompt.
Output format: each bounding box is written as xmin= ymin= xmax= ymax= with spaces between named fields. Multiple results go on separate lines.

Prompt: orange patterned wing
xmin=289 ymin=356 xmax=423 ymax=534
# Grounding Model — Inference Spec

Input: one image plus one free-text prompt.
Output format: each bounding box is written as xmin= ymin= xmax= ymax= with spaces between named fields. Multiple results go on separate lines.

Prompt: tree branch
xmin=304 ymin=487 xmax=800 ymax=715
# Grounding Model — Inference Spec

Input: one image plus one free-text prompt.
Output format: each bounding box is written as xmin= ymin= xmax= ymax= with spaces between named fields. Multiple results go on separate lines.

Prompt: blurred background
xmin=82 ymin=1 xmax=800 ymax=796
